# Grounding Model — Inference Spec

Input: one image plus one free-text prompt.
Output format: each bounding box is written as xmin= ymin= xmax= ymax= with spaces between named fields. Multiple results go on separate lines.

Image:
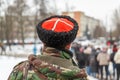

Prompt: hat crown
xmin=36 ymin=15 xmax=79 ymax=49
xmin=42 ymin=18 xmax=74 ymax=32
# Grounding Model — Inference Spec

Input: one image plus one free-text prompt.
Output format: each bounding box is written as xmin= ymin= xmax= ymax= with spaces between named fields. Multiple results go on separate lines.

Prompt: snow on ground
xmin=5 ymin=44 xmax=43 ymax=56
xmin=0 ymin=56 xmax=26 ymax=80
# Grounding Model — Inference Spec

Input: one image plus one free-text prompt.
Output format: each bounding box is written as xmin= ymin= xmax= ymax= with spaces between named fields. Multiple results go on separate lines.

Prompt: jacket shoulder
xmin=13 ymin=60 xmax=29 ymax=69
xmin=8 ymin=60 xmax=29 ymax=80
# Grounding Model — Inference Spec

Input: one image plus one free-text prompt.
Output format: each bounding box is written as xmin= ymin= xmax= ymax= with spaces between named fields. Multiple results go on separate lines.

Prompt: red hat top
xmin=42 ymin=18 xmax=74 ymax=32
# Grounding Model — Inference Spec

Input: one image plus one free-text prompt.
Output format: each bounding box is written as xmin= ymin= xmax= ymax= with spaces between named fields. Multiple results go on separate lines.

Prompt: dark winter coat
xmin=110 ymin=52 xmax=116 ymax=63
xmin=76 ymin=52 xmax=86 ymax=68
xmin=89 ymin=49 xmax=98 ymax=72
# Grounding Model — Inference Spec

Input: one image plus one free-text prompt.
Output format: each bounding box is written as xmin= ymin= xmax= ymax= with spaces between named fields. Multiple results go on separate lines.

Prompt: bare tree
xmin=0 ymin=0 xmax=5 ymax=42
xmin=0 ymin=0 xmax=13 ymax=50
xmin=0 ymin=17 xmax=5 ymax=42
xmin=64 ymin=0 xmax=75 ymax=12
xmin=3 ymin=4 xmax=20 ymax=50
xmin=112 ymin=7 xmax=120 ymax=40
xmin=33 ymin=0 xmax=53 ymax=42
xmin=11 ymin=0 xmax=29 ymax=47
xmin=93 ymin=25 xmax=107 ymax=39
xmin=33 ymin=0 xmax=51 ymax=21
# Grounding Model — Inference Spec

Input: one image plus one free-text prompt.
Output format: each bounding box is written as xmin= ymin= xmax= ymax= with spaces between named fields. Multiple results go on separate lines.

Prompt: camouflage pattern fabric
xmin=8 ymin=47 xmax=88 ymax=80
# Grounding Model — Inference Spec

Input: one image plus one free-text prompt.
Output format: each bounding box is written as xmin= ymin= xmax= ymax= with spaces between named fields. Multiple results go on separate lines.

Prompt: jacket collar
xmin=42 ymin=46 xmax=72 ymax=60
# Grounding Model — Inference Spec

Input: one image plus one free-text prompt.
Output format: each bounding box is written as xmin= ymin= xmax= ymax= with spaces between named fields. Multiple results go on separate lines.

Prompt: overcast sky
xmin=3 ymin=0 xmax=120 ymax=21
xmin=2 ymin=0 xmax=120 ymax=30
xmin=54 ymin=0 xmax=120 ymax=27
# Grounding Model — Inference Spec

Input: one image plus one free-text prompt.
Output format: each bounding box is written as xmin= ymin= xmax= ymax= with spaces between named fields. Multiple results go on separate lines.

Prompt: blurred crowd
xmin=71 ymin=42 xmax=120 ymax=80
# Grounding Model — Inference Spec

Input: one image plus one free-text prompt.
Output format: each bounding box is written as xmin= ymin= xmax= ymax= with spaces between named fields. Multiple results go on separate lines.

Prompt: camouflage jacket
xmin=8 ymin=47 xmax=88 ymax=80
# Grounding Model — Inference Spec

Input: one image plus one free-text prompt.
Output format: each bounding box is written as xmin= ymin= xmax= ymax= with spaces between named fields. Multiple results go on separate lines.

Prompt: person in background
xmin=114 ymin=46 xmax=120 ymax=80
xmin=8 ymin=15 xmax=88 ymax=80
xmin=76 ymin=46 xmax=86 ymax=68
xmin=89 ymin=47 xmax=97 ymax=78
xmin=70 ymin=42 xmax=79 ymax=65
xmin=0 ymin=42 xmax=6 ymax=55
xmin=84 ymin=45 xmax=92 ymax=76
xmin=33 ymin=44 xmax=37 ymax=55
xmin=112 ymin=44 xmax=118 ymax=53
xmin=110 ymin=44 xmax=118 ymax=79
xmin=97 ymin=47 xmax=110 ymax=80
xmin=72 ymin=42 xmax=81 ymax=56
xmin=95 ymin=47 xmax=101 ymax=78
xmin=107 ymin=45 xmax=113 ymax=80
xmin=107 ymin=45 xmax=113 ymax=55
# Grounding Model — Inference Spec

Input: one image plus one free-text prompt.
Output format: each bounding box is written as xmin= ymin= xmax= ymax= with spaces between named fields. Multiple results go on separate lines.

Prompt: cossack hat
xmin=36 ymin=15 xmax=79 ymax=49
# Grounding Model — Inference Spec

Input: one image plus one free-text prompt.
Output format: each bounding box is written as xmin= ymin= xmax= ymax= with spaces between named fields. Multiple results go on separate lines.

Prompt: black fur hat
xmin=36 ymin=15 xmax=79 ymax=49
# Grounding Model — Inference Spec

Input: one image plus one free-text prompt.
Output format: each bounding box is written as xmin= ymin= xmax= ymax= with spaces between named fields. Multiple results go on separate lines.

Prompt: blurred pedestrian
xmin=0 ymin=42 xmax=6 ymax=55
xmin=33 ymin=44 xmax=37 ymax=55
xmin=76 ymin=47 xmax=86 ymax=68
xmin=97 ymin=47 xmax=110 ymax=80
xmin=110 ymin=44 xmax=118 ymax=79
xmin=84 ymin=45 xmax=92 ymax=76
xmin=112 ymin=44 xmax=118 ymax=53
xmin=114 ymin=46 xmax=120 ymax=80
xmin=73 ymin=42 xmax=81 ymax=55
xmin=95 ymin=47 xmax=101 ymax=78
xmin=8 ymin=15 xmax=88 ymax=80
xmin=89 ymin=48 xmax=98 ymax=78
xmin=70 ymin=42 xmax=79 ymax=65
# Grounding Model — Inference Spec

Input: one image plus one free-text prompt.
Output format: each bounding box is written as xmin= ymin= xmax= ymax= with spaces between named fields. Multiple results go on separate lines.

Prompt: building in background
xmin=0 ymin=11 xmax=100 ymax=44
xmin=62 ymin=11 xmax=100 ymax=39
